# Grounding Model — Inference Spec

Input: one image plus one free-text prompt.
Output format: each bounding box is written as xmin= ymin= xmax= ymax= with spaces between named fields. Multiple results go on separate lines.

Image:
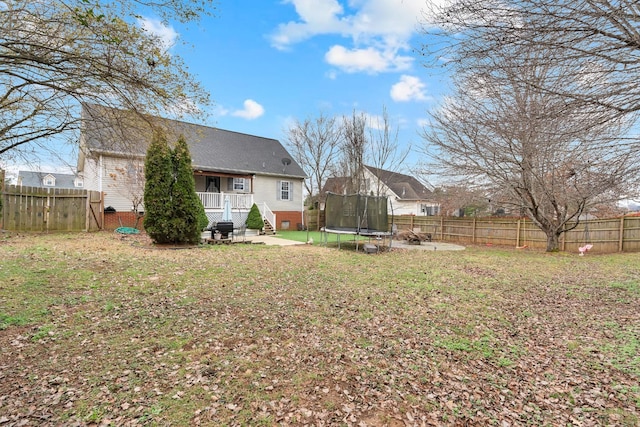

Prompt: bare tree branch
xmin=367 ymin=106 xmax=411 ymax=196
xmin=284 ymin=112 xmax=341 ymax=199
xmin=420 ymin=0 xmax=640 ymax=119
xmin=0 ymin=0 xmax=213 ymax=162
xmin=420 ymin=39 xmax=640 ymax=251
xmin=340 ymin=110 xmax=368 ymax=194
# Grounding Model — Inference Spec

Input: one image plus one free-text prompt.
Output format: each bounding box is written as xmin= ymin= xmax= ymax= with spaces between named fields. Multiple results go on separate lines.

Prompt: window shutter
xmin=276 ymin=181 xmax=281 ymax=200
xmin=289 ymin=181 xmax=294 ymax=201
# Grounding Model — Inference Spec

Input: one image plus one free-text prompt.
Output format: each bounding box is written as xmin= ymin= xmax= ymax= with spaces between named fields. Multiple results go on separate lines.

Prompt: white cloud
xmin=325 ymin=69 xmax=339 ymax=80
xmin=271 ymin=0 xmax=426 ymax=74
xmin=390 ymin=75 xmax=428 ymax=102
xmin=349 ymin=0 xmax=425 ymax=41
xmin=417 ymin=117 xmax=430 ymax=128
xmin=325 ymin=45 xmax=413 ymax=74
xmin=232 ymin=99 xmax=265 ymax=120
xmin=270 ymin=0 xmax=350 ymax=48
xmin=213 ymin=105 xmax=230 ymax=117
xmin=365 ymin=113 xmax=385 ymax=131
xmin=272 ymin=0 xmax=425 ymax=47
xmin=138 ymin=17 xmax=179 ymax=49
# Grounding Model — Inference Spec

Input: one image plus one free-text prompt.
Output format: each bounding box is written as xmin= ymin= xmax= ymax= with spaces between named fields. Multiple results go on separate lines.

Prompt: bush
xmin=246 ymin=203 xmax=264 ymax=229
xmin=198 ymin=201 xmax=210 ymax=231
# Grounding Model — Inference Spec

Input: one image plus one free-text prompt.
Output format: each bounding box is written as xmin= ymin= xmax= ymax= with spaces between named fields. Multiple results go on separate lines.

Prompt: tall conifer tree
xmin=144 ymin=133 xmax=208 ymax=244
xmin=170 ymin=135 xmax=207 ymax=244
xmin=143 ymin=132 xmax=173 ymax=243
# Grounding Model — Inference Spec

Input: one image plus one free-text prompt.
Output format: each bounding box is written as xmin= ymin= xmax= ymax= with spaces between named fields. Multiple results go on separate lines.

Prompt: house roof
xmin=322 ymin=177 xmax=350 ymax=195
xmin=79 ymin=104 xmax=306 ymax=179
xmin=364 ymin=165 xmax=433 ymax=201
xmin=320 ymin=167 xmax=433 ymax=201
xmin=18 ymin=171 xmax=80 ymax=189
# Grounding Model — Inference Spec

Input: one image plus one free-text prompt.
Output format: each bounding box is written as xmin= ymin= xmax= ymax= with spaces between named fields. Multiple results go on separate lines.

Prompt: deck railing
xmin=196 ymin=192 xmax=253 ymax=210
xmin=261 ymin=202 xmax=276 ymax=232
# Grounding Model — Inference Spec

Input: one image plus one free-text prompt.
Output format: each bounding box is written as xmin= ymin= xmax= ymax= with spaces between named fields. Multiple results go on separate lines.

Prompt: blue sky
xmin=5 ymin=0 xmax=448 ymax=179
xmin=160 ymin=0 xmax=447 ymax=169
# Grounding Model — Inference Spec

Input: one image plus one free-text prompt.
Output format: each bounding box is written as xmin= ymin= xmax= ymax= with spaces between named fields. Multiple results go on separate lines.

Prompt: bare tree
xmin=420 ymin=0 xmax=640 ymax=125
xmin=284 ymin=113 xmax=341 ymax=200
xmin=340 ymin=110 xmax=368 ymax=194
xmin=430 ymin=185 xmax=489 ymax=217
xmin=0 ymin=0 xmax=213 ymax=163
xmin=287 ymin=107 xmax=413 ymax=199
xmin=421 ymin=42 xmax=640 ymax=251
xmin=366 ymin=106 xmax=411 ymax=196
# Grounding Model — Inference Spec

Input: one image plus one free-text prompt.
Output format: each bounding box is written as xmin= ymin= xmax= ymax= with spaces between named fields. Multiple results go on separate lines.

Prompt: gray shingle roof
xmin=81 ymin=104 xmax=306 ymax=179
xmin=18 ymin=171 xmax=80 ymax=189
xmin=365 ymin=165 xmax=433 ymax=200
xmin=320 ymin=167 xmax=433 ymax=201
xmin=321 ymin=177 xmax=350 ymax=194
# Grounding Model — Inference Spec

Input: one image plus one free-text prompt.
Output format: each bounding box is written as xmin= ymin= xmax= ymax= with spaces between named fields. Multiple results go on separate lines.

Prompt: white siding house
xmin=322 ymin=165 xmax=439 ymax=217
xmin=77 ymin=104 xmax=306 ymax=231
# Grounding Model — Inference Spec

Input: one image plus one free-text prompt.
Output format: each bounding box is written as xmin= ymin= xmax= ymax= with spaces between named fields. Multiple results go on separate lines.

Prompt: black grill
xmin=214 ymin=221 xmax=234 ymax=239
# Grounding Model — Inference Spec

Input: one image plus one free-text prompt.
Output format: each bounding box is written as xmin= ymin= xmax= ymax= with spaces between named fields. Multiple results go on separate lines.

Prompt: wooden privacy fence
xmin=1 ymin=185 xmax=103 ymax=232
xmin=391 ymin=215 xmax=640 ymax=253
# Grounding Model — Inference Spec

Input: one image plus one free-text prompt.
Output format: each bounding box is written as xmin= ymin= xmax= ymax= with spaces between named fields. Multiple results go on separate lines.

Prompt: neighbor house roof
xmin=364 ymin=165 xmax=433 ymax=200
xmin=321 ymin=177 xmax=350 ymax=195
xmin=78 ymin=103 xmax=306 ymax=179
xmin=18 ymin=171 xmax=80 ymax=189
xmin=321 ymin=167 xmax=433 ymax=201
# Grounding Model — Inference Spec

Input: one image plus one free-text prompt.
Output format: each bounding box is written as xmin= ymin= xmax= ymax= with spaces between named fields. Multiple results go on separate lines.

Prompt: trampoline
xmin=322 ymin=192 xmax=393 ymax=250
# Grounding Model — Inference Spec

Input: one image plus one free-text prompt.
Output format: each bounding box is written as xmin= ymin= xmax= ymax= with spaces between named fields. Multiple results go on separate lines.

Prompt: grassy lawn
xmin=0 ymin=231 xmax=639 ymax=426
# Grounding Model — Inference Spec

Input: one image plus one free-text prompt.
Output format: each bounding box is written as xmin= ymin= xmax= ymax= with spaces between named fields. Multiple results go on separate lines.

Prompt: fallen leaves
xmin=0 ymin=232 xmax=638 ymax=425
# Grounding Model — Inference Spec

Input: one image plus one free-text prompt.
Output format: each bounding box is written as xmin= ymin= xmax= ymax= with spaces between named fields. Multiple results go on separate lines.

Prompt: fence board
xmin=390 ymin=215 xmax=640 ymax=253
xmin=1 ymin=185 xmax=103 ymax=232
xmin=87 ymin=191 xmax=104 ymax=231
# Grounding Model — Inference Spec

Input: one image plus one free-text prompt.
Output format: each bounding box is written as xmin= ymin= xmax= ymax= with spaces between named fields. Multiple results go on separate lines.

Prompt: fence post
xmin=473 ymin=218 xmax=477 ymax=244
xmin=440 ymin=216 xmax=444 ymax=241
xmin=0 ymin=169 xmax=4 ymax=230
xmin=516 ymin=219 xmax=520 ymax=247
xmin=619 ymin=216 xmax=625 ymax=252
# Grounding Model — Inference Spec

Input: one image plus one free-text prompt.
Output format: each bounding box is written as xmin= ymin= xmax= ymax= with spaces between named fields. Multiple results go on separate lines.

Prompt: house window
xmin=228 ymin=178 xmax=246 ymax=192
xmin=277 ymin=181 xmax=293 ymax=201
xmin=126 ymin=162 xmax=144 ymax=186
xmin=43 ymin=176 xmax=55 ymax=186
xmin=74 ymin=178 xmax=84 ymax=188
xmin=421 ymin=204 xmax=439 ymax=216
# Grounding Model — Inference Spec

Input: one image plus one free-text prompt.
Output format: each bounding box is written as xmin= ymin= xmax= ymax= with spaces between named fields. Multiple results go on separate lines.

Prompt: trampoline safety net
xmin=325 ymin=192 xmax=388 ymax=233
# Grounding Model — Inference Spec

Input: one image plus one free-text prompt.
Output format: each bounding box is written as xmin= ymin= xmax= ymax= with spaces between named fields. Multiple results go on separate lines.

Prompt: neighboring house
xmin=321 ymin=165 xmax=439 ymax=216
xmin=18 ymin=171 xmax=84 ymax=189
xmin=77 ymin=104 xmax=307 ymax=231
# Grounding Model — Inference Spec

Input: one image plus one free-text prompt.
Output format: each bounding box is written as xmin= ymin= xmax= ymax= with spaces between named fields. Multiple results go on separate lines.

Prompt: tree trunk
xmin=545 ymin=231 xmax=561 ymax=252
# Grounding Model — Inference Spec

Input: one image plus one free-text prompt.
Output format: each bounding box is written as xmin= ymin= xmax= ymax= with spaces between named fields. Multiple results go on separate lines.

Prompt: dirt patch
xmin=391 ymin=239 xmax=466 ymax=251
